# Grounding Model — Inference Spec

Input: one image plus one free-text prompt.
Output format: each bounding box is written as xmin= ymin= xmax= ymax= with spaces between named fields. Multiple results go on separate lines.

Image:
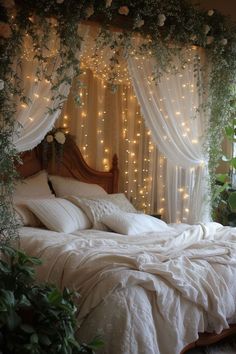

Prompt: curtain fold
xmin=128 ymin=49 xmax=211 ymax=223
xmin=13 ymin=55 xmax=72 ymax=152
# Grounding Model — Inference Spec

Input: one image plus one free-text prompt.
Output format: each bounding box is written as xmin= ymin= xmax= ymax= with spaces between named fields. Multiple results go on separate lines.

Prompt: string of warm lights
xmin=21 ymin=33 xmax=202 ymax=221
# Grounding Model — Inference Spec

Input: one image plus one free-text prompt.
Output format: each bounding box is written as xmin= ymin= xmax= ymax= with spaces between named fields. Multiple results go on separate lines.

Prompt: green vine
xmin=0 ymin=0 xmax=236 ymax=242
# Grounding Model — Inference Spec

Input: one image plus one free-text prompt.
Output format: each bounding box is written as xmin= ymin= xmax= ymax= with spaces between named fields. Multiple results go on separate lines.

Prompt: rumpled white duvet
xmin=19 ymin=222 xmax=236 ymax=354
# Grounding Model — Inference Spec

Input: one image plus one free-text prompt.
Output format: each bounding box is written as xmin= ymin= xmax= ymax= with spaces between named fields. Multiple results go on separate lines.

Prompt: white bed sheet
xmin=18 ymin=222 xmax=236 ymax=354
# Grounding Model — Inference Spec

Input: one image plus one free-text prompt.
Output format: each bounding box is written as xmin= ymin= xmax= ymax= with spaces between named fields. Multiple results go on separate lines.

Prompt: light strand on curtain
xmin=128 ymin=47 xmax=211 ymax=223
xmin=57 ymin=68 xmax=167 ymax=217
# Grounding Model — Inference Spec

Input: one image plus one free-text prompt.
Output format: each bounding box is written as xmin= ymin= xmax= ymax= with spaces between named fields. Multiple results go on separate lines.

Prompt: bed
xmin=16 ymin=135 xmax=236 ymax=354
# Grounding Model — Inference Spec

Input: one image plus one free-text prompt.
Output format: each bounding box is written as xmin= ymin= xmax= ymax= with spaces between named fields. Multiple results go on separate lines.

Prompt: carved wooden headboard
xmin=17 ymin=135 xmax=119 ymax=194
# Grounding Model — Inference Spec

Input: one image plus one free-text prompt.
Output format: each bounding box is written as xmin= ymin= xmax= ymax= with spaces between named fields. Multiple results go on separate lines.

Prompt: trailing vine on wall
xmin=0 ymin=0 xmax=236 ymax=242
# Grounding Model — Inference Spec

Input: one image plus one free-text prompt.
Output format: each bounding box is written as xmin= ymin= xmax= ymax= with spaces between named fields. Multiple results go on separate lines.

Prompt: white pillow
xmin=49 ymin=175 xmax=107 ymax=198
xmin=85 ymin=193 xmax=137 ymax=213
xmin=14 ymin=170 xmax=53 ymax=198
xmin=68 ymin=196 xmax=121 ymax=231
xmin=101 ymin=211 xmax=171 ymax=235
xmin=26 ymin=198 xmax=91 ymax=233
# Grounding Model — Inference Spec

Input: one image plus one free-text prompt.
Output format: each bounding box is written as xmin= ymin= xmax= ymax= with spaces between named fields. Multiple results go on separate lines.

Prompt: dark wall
xmin=191 ymin=0 xmax=236 ymax=21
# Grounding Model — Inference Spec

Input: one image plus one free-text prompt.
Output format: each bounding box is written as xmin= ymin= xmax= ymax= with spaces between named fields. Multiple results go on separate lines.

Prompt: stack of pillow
xmin=14 ymin=171 xmax=170 ymax=235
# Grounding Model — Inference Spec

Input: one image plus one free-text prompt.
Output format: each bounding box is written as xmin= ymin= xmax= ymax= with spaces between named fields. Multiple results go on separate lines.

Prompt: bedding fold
xmin=19 ymin=222 xmax=236 ymax=354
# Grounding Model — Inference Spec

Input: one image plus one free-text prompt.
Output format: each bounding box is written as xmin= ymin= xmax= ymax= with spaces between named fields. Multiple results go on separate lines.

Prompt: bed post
xmin=110 ymin=154 xmax=119 ymax=193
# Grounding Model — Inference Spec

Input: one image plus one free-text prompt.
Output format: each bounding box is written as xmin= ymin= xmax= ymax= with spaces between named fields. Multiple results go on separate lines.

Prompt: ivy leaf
xmin=216 ymin=173 xmax=228 ymax=183
xmin=39 ymin=334 xmax=52 ymax=346
xmin=20 ymin=323 xmax=35 ymax=333
xmin=225 ymin=126 xmax=234 ymax=137
xmin=30 ymin=333 xmax=39 ymax=344
xmin=228 ymin=192 xmax=236 ymax=211
xmin=230 ymin=157 xmax=236 ymax=169
xmin=6 ymin=309 xmax=21 ymax=330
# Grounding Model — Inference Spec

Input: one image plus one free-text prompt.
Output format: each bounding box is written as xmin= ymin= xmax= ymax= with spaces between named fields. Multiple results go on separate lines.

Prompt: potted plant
xmin=0 ymin=244 xmax=102 ymax=354
xmin=213 ymin=96 xmax=236 ymax=225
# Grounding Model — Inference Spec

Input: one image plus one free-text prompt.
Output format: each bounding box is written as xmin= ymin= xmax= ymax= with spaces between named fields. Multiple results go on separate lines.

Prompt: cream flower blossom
xmin=135 ymin=19 xmax=145 ymax=28
xmin=158 ymin=14 xmax=166 ymax=26
xmin=208 ymin=9 xmax=214 ymax=16
xmin=118 ymin=6 xmax=129 ymax=16
xmin=204 ymin=25 xmax=210 ymax=35
xmin=85 ymin=5 xmax=94 ymax=18
xmin=220 ymin=38 xmax=228 ymax=45
xmin=54 ymin=131 xmax=66 ymax=144
xmin=46 ymin=134 xmax=54 ymax=143
xmin=106 ymin=0 xmax=112 ymax=8
xmin=190 ymin=34 xmax=197 ymax=41
xmin=206 ymin=36 xmax=214 ymax=45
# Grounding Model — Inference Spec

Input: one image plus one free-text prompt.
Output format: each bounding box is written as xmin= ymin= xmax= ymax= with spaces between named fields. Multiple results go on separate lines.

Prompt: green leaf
xmin=87 ymin=336 xmax=104 ymax=350
xmin=20 ymin=323 xmax=35 ymax=333
xmin=39 ymin=334 xmax=52 ymax=346
xmin=30 ymin=333 xmax=38 ymax=344
xmin=6 ymin=309 xmax=21 ymax=330
xmin=48 ymin=288 xmax=62 ymax=304
xmin=225 ymin=126 xmax=234 ymax=137
xmin=231 ymin=158 xmax=236 ymax=169
xmin=0 ymin=290 xmax=15 ymax=307
xmin=0 ymin=260 xmax=10 ymax=274
xmin=228 ymin=192 xmax=236 ymax=211
xmin=216 ymin=173 xmax=228 ymax=183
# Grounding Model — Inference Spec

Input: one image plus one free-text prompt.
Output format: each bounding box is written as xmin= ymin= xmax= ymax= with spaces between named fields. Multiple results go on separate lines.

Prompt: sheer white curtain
xmin=13 ymin=24 xmax=107 ymax=152
xmin=58 ymin=68 xmax=165 ymax=214
xmin=12 ymin=26 xmax=92 ymax=152
xmin=128 ymin=48 xmax=210 ymax=223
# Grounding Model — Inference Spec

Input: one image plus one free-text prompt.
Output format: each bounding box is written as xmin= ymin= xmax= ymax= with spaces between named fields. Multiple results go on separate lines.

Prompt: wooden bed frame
xmin=17 ymin=136 xmax=236 ymax=353
xmin=17 ymin=135 xmax=119 ymax=194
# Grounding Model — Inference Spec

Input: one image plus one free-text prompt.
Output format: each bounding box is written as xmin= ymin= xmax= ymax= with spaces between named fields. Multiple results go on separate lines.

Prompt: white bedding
xmin=18 ymin=222 xmax=236 ymax=354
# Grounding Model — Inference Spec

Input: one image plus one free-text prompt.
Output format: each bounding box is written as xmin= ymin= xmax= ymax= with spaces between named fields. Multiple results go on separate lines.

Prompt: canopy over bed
xmin=12 ymin=22 xmax=212 ymax=224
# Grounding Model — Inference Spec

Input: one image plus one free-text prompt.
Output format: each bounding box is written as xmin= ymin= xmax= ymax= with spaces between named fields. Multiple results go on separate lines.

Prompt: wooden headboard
xmin=17 ymin=135 xmax=119 ymax=194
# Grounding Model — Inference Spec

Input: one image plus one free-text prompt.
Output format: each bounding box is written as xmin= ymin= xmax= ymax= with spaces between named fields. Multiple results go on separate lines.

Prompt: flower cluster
xmin=46 ymin=129 xmax=66 ymax=145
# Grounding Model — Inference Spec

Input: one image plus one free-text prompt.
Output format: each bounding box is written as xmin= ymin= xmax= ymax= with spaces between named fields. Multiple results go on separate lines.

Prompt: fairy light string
xmin=22 ymin=33 xmax=202 ymax=220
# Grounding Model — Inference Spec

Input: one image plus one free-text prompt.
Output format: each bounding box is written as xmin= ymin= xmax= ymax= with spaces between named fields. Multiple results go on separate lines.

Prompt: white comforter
xmin=19 ymin=222 xmax=236 ymax=354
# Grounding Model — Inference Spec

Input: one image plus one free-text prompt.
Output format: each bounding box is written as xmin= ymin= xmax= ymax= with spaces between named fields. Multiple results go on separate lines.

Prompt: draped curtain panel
xmin=57 ymin=69 xmax=166 ymax=216
xmin=128 ymin=48 xmax=211 ymax=223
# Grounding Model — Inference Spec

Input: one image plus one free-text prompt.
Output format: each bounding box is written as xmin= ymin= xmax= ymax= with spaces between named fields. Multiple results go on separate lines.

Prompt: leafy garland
xmin=0 ymin=0 xmax=236 ymax=242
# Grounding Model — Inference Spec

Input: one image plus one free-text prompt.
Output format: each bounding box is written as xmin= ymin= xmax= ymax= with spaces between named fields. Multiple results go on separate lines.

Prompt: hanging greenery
xmin=0 ymin=0 xmax=236 ymax=242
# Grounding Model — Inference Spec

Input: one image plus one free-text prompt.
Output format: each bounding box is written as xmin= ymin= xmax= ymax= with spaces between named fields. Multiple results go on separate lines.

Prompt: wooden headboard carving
xmin=17 ymin=136 xmax=119 ymax=194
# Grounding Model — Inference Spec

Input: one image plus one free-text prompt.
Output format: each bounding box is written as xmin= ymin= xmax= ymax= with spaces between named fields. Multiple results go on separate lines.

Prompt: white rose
xmin=206 ymin=36 xmax=214 ymax=45
xmin=106 ymin=0 xmax=112 ymax=8
xmin=56 ymin=0 xmax=64 ymax=3
xmin=54 ymin=131 xmax=66 ymax=144
xmin=204 ymin=25 xmax=210 ymax=35
xmin=85 ymin=5 xmax=94 ymax=18
xmin=0 ymin=79 xmax=4 ymax=90
xmin=46 ymin=134 xmax=54 ymax=143
xmin=118 ymin=6 xmax=129 ymax=16
xmin=135 ymin=19 xmax=144 ymax=28
xmin=208 ymin=9 xmax=214 ymax=16
xmin=220 ymin=38 xmax=228 ymax=46
xmin=158 ymin=14 xmax=166 ymax=26
xmin=190 ymin=34 xmax=197 ymax=41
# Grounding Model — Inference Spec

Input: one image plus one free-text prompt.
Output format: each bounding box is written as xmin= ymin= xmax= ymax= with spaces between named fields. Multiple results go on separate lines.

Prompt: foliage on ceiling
xmin=0 ymin=0 xmax=236 ymax=241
